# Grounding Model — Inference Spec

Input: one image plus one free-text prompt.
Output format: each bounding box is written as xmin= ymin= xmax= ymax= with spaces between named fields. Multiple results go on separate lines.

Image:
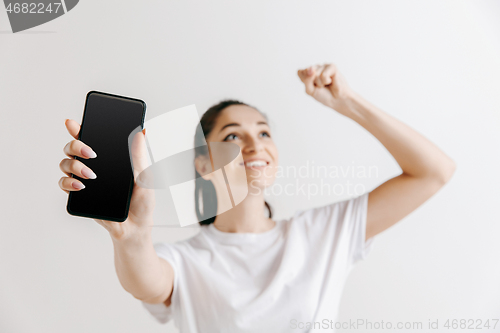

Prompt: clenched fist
xmin=297 ymin=63 xmax=355 ymax=117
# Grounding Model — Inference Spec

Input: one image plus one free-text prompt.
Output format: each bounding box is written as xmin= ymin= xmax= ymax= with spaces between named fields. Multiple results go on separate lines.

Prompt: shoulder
xmin=287 ymin=192 xmax=373 ymax=264
xmin=293 ymin=192 xmax=368 ymax=221
xmin=152 ymin=226 xmax=213 ymax=262
xmin=288 ymin=192 xmax=370 ymax=232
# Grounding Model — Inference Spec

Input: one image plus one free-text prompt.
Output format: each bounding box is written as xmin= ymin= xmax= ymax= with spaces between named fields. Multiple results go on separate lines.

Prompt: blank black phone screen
xmin=67 ymin=91 xmax=146 ymax=222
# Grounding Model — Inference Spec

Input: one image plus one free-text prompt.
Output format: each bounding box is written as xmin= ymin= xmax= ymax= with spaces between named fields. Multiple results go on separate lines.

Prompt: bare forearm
xmin=342 ymin=91 xmax=456 ymax=182
xmin=111 ymin=231 xmax=172 ymax=302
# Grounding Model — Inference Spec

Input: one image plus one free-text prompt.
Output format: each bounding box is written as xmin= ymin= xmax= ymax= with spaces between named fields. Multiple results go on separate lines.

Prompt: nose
xmin=242 ymin=135 xmax=263 ymax=154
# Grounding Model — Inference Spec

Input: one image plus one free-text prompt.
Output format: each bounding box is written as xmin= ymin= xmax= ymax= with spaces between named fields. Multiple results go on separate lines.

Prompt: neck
xmin=213 ymin=191 xmax=274 ymax=233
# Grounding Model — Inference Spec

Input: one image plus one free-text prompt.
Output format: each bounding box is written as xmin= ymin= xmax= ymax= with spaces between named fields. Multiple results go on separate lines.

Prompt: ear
xmin=195 ymin=155 xmax=213 ymax=180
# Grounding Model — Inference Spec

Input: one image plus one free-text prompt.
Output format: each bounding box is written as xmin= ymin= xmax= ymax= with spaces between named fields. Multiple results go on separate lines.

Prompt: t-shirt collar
xmin=203 ymin=220 xmax=282 ymax=245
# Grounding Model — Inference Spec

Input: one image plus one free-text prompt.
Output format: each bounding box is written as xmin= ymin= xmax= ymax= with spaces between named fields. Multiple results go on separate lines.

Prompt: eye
xmin=259 ymin=131 xmax=270 ymax=138
xmin=223 ymin=133 xmax=239 ymax=141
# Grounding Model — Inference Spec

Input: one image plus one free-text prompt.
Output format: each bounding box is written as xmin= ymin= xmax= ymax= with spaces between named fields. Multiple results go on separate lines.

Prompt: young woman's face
xmin=205 ymin=105 xmax=279 ymax=191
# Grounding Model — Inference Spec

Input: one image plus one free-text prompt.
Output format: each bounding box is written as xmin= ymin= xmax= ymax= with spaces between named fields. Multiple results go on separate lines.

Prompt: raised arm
xmin=298 ymin=64 xmax=456 ymax=241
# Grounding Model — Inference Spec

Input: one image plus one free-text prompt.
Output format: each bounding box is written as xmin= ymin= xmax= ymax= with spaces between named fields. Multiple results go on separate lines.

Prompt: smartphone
xmin=66 ymin=91 xmax=146 ymax=222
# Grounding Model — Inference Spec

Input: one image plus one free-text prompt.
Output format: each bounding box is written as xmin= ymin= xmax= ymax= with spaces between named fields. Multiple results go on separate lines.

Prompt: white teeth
xmin=245 ymin=160 xmax=267 ymax=167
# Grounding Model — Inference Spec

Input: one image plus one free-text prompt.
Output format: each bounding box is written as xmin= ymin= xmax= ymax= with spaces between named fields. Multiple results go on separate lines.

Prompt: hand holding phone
xmin=59 ymin=91 xmax=154 ymax=240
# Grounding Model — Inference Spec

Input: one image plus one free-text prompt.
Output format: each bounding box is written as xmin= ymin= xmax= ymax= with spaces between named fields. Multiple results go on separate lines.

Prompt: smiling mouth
xmin=240 ymin=160 xmax=270 ymax=168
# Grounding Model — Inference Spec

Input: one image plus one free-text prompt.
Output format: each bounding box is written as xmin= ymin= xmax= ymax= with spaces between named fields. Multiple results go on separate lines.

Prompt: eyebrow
xmin=219 ymin=121 xmax=268 ymax=132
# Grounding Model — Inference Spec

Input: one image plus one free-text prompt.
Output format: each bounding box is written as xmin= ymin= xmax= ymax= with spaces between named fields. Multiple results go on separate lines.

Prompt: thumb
xmin=131 ymin=129 xmax=150 ymax=183
xmin=298 ymin=66 xmax=316 ymax=95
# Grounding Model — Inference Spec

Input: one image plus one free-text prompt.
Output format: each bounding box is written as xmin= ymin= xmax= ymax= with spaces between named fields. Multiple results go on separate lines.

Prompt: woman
xmin=59 ymin=63 xmax=456 ymax=332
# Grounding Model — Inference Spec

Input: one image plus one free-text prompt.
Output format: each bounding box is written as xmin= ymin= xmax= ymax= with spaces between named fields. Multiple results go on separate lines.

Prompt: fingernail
xmin=81 ymin=146 xmax=97 ymax=158
xmin=142 ymin=128 xmax=146 ymax=136
xmin=81 ymin=167 xmax=97 ymax=179
xmin=72 ymin=182 xmax=85 ymax=189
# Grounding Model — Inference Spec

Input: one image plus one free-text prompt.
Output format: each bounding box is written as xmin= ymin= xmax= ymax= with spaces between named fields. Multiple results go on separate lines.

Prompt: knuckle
xmin=59 ymin=177 xmax=68 ymax=189
xmin=59 ymin=159 xmax=66 ymax=170
xmin=69 ymin=140 xmax=80 ymax=154
xmin=60 ymin=158 xmax=73 ymax=172
xmin=70 ymin=159 xmax=82 ymax=172
xmin=63 ymin=142 xmax=70 ymax=155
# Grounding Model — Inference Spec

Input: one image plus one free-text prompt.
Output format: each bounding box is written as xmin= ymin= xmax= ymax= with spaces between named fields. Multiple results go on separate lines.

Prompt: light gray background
xmin=1 ymin=0 xmax=499 ymax=332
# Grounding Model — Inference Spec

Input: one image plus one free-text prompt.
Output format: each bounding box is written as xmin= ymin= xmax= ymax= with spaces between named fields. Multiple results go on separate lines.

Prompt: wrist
xmin=110 ymin=224 xmax=152 ymax=247
xmin=329 ymin=89 xmax=358 ymax=117
xmin=343 ymin=90 xmax=382 ymax=128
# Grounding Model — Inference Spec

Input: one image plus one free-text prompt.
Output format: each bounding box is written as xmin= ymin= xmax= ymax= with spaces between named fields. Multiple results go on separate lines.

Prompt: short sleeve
xmin=347 ymin=192 xmax=375 ymax=264
xmin=293 ymin=191 xmax=375 ymax=267
xmin=141 ymin=242 xmax=178 ymax=324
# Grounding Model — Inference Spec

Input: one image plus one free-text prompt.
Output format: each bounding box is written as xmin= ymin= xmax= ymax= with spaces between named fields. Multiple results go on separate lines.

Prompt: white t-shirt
xmin=142 ymin=192 xmax=375 ymax=333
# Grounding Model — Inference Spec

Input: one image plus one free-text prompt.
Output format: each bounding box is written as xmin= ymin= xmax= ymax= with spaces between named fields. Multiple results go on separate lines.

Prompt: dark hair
xmin=194 ymin=99 xmax=273 ymax=225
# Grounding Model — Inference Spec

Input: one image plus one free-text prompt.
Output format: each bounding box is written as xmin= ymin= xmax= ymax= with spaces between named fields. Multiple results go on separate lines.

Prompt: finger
xmin=93 ymin=219 xmax=111 ymax=232
xmin=63 ymin=140 xmax=97 ymax=159
xmin=319 ymin=63 xmax=336 ymax=86
xmin=131 ymin=129 xmax=150 ymax=182
xmin=60 ymin=158 xmax=97 ymax=179
xmin=59 ymin=176 xmax=85 ymax=191
xmin=314 ymin=75 xmax=323 ymax=88
xmin=93 ymin=219 xmax=104 ymax=227
xmin=297 ymin=68 xmax=311 ymax=82
xmin=297 ymin=66 xmax=316 ymax=95
xmin=65 ymin=119 xmax=81 ymax=140
xmin=312 ymin=64 xmax=327 ymax=88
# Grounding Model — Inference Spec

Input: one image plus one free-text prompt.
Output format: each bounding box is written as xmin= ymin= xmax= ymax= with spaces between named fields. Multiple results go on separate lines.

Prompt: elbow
xmin=436 ymin=158 xmax=457 ymax=185
xmin=133 ymin=288 xmax=170 ymax=304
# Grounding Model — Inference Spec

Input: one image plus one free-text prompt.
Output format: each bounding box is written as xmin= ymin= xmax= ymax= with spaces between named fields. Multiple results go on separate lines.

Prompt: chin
xmin=247 ymin=176 xmax=276 ymax=193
